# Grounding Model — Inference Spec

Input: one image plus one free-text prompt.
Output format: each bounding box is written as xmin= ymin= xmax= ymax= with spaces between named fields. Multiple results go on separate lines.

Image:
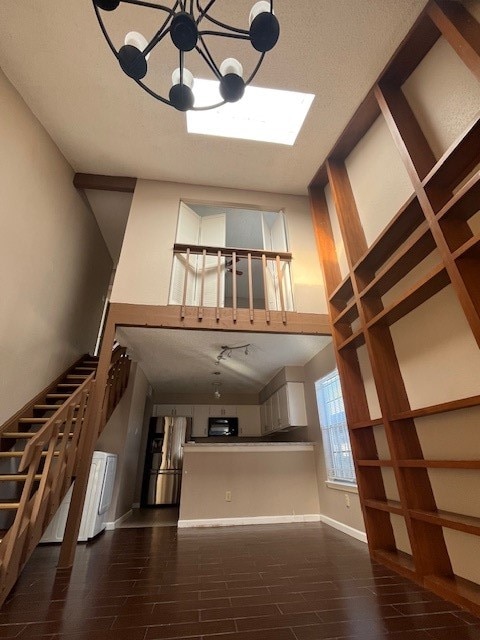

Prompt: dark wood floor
xmin=2 ymin=523 xmax=480 ymax=639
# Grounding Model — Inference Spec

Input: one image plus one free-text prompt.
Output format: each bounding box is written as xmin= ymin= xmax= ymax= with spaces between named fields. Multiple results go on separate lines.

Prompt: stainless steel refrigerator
xmin=143 ymin=416 xmax=191 ymax=506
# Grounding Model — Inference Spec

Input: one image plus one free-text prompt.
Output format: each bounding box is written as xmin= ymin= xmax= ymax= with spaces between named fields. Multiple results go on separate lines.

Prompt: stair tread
xmin=34 ymin=404 xmax=62 ymax=410
xmin=0 ymin=452 xmax=59 ymax=457
xmin=18 ymin=418 xmax=49 ymax=424
xmin=66 ymin=375 xmax=89 ymax=379
xmin=46 ymin=394 xmax=70 ymax=399
xmin=0 ymin=475 xmax=42 ymax=481
xmin=3 ymin=432 xmax=71 ymax=438
xmin=0 ymin=502 xmax=20 ymax=509
xmin=57 ymin=383 xmax=80 ymax=388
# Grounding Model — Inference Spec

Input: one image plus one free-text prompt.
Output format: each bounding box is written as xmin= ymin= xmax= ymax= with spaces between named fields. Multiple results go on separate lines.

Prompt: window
xmin=315 ymin=370 xmax=356 ymax=484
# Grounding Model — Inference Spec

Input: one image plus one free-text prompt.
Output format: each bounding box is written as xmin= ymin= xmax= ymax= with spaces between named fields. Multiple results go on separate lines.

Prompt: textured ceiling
xmin=0 ymin=0 xmax=428 ymax=195
xmin=117 ymin=327 xmax=330 ymax=394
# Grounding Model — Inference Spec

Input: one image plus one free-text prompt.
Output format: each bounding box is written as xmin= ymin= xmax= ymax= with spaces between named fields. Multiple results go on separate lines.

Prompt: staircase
xmin=0 ymin=347 xmax=130 ymax=605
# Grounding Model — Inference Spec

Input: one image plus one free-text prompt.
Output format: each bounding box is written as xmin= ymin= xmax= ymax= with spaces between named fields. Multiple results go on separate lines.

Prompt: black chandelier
xmin=92 ymin=0 xmax=280 ymax=112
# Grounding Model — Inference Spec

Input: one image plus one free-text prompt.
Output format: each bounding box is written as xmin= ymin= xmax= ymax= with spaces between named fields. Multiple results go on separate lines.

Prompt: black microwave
xmin=208 ymin=417 xmax=238 ymax=436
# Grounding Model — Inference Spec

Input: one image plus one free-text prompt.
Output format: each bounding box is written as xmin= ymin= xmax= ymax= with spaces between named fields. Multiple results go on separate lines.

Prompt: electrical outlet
xmin=345 ymin=494 xmax=350 ymax=508
xmin=225 ymin=490 xmax=232 ymax=502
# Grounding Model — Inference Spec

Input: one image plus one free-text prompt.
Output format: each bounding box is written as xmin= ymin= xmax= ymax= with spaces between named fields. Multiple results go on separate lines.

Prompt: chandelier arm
xmin=246 ymin=51 xmax=266 ymax=84
xmin=198 ymin=31 xmax=250 ymax=41
xmin=143 ymin=25 xmax=173 ymax=56
xmin=196 ymin=0 xmax=249 ymax=35
xmin=93 ymin=2 xmax=120 ymax=59
xmin=135 ymin=78 xmax=174 ymax=107
xmin=119 ymin=0 xmax=176 ymax=12
xmin=194 ymin=42 xmax=221 ymax=79
xmin=198 ymin=33 xmax=222 ymax=76
xmin=143 ymin=0 xmax=180 ymax=56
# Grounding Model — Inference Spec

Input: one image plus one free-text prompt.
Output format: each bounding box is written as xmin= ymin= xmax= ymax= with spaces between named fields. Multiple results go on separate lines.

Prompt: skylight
xmin=187 ymin=80 xmax=315 ymax=145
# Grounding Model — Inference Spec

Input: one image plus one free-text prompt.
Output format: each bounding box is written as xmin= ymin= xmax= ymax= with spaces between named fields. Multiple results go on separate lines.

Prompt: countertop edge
xmin=183 ymin=442 xmax=314 ymax=453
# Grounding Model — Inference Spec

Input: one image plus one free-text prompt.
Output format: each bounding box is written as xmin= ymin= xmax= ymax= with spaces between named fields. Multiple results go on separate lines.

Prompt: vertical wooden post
xmin=275 ymin=255 xmax=286 ymax=324
xmin=247 ymin=253 xmax=254 ymax=322
xmin=198 ymin=249 xmax=206 ymax=320
xmin=181 ymin=248 xmax=190 ymax=319
xmin=232 ymin=251 xmax=237 ymax=322
xmin=58 ymin=311 xmax=116 ymax=569
xmin=262 ymin=254 xmax=271 ymax=323
xmin=216 ymin=250 xmax=221 ymax=322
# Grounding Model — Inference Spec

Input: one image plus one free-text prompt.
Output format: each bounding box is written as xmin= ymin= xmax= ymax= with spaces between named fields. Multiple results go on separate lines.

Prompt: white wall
xmin=303 ymin=342 xmax=366 ymax=536
xmin=97 ymin=362 xmax=149 ymax=522
xmin=0 ymin=68 xmax=112 ymax=424
xmin=111 ymin=180 xmax=326 ymax=314
xmin=179 ymin=445 xmax=320 ymax=523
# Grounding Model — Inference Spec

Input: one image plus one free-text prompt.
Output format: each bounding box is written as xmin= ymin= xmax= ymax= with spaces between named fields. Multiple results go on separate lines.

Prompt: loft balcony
xmin=169 ymin=243 xmax=294 ymax=325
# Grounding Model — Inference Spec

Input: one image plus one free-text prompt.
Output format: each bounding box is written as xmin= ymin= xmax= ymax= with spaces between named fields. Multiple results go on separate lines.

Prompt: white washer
xmin=41 ymin=451 xmax=117 ymax=543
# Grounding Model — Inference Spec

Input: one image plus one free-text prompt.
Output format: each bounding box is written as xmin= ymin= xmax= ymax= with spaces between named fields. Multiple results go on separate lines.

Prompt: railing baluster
xmin=262 ymin=253 xmax=271 ymax=324
xmin=276 ymin=255 xmax=287 ymax=324
xmin=232 ymin=250 xmax=237 ymax=322
xmin=181 ymin=248 xmax=190 ymax=319
xmin=199 ymin=249 xmax=206 ymax=320
xmin=248 ymin=253 xmax=253 ymax=322
xmin=216 ymin=249 xmax=221 ymax=322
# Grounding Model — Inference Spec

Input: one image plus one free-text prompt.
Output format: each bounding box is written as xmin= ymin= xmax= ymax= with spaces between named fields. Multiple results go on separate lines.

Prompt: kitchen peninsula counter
xmin=179 ymin=442 xmax=320 ymax=527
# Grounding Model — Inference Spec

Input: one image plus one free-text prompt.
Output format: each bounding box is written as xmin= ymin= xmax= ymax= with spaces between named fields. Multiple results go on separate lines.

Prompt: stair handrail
xmin=18 ymin=372 xmax=95 ymax=473
xmin=0 ymin=354 xmax=90 ymax=438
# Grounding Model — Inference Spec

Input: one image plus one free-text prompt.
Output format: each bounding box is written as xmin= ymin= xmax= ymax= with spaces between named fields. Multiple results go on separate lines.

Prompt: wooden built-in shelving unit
xmin=310 ymin=0 xmax=480 ymax=616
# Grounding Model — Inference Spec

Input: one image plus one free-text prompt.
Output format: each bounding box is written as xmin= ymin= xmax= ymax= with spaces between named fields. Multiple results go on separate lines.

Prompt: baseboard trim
xmin=132 ymin=502 xmax=141 ymax=509
xmin=178 ymin=514 xmax=321 ymax=528
xmin=105 ymin=509 xmax=132 ymax=530
xmin=319 ymin=514 xmax=367 ymax=544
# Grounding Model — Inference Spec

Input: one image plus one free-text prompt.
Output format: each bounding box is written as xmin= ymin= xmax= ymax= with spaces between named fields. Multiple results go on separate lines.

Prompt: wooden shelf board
xmin=409 ymin=508 xmax=480 ymax=536
xmin=398 ymin=459 xmax=480 ymax=469
xmin=329 ymin=274 xmax=354 ymax=303
xmin=350 ymin=417 xmax=384 ymax=430
xmin=359 ymin=222 xmax=435 ymax=299
xmin=453 ymin=233 xmax=480 ymax=261
xmin=390 ymin=394 xmax=480 ymax=421
xmin=366 ymin=265 xmax=450 ymax=329
xmin=437 ymin=170 xmax=480 ymax=223
xmin=353 ymin=195 xmax=423 ymax=275
xmin=333 ymin=299 xmax=358 ymax=325
xmin=424 ymin=575 xmax=480 ymax=616
xmin=422 ymin=113 xmax=480 ymax=193
xmin=357 ymin=459 xmax=393 ymax=467
xmin=364 ymin=498 xmax=404 ymax=516
xmin=372 ymin=548 xmax=416 ymax=579
xmin=337 ymin=328 xmax=365 ymax=351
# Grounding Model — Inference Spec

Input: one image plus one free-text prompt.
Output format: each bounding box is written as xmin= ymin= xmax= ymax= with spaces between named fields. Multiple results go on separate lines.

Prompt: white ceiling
xmin=117 ymin=327 xmax=330 ymax=394
xmin=0 ymin=0 xmax=428 ymax=196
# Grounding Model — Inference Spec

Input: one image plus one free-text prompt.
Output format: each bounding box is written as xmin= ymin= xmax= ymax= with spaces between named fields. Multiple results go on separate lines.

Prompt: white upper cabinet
xmin=154 ymin=404 xmax=194 ymax=417
xmin=261 ymin=382 xmax=307 ymax=433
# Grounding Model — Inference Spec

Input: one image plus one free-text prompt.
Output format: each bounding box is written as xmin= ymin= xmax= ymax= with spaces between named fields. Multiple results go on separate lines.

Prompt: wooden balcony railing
xmin=172 ymin=244 xmax=294 ymax=324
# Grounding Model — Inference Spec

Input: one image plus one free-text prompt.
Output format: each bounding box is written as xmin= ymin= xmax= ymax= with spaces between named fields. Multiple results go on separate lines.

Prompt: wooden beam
xmin=375 ymin=83 xmax=436 ymax=182
xmin=309 ymin=187 xmax=342 ymax=297
xmin=108 ymin=303 xmax=331 ymax=336
xmin=428 ymin=0 xmax=480 ymax=82
xmin=73 ymin=173 xmax=137 ymax=193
